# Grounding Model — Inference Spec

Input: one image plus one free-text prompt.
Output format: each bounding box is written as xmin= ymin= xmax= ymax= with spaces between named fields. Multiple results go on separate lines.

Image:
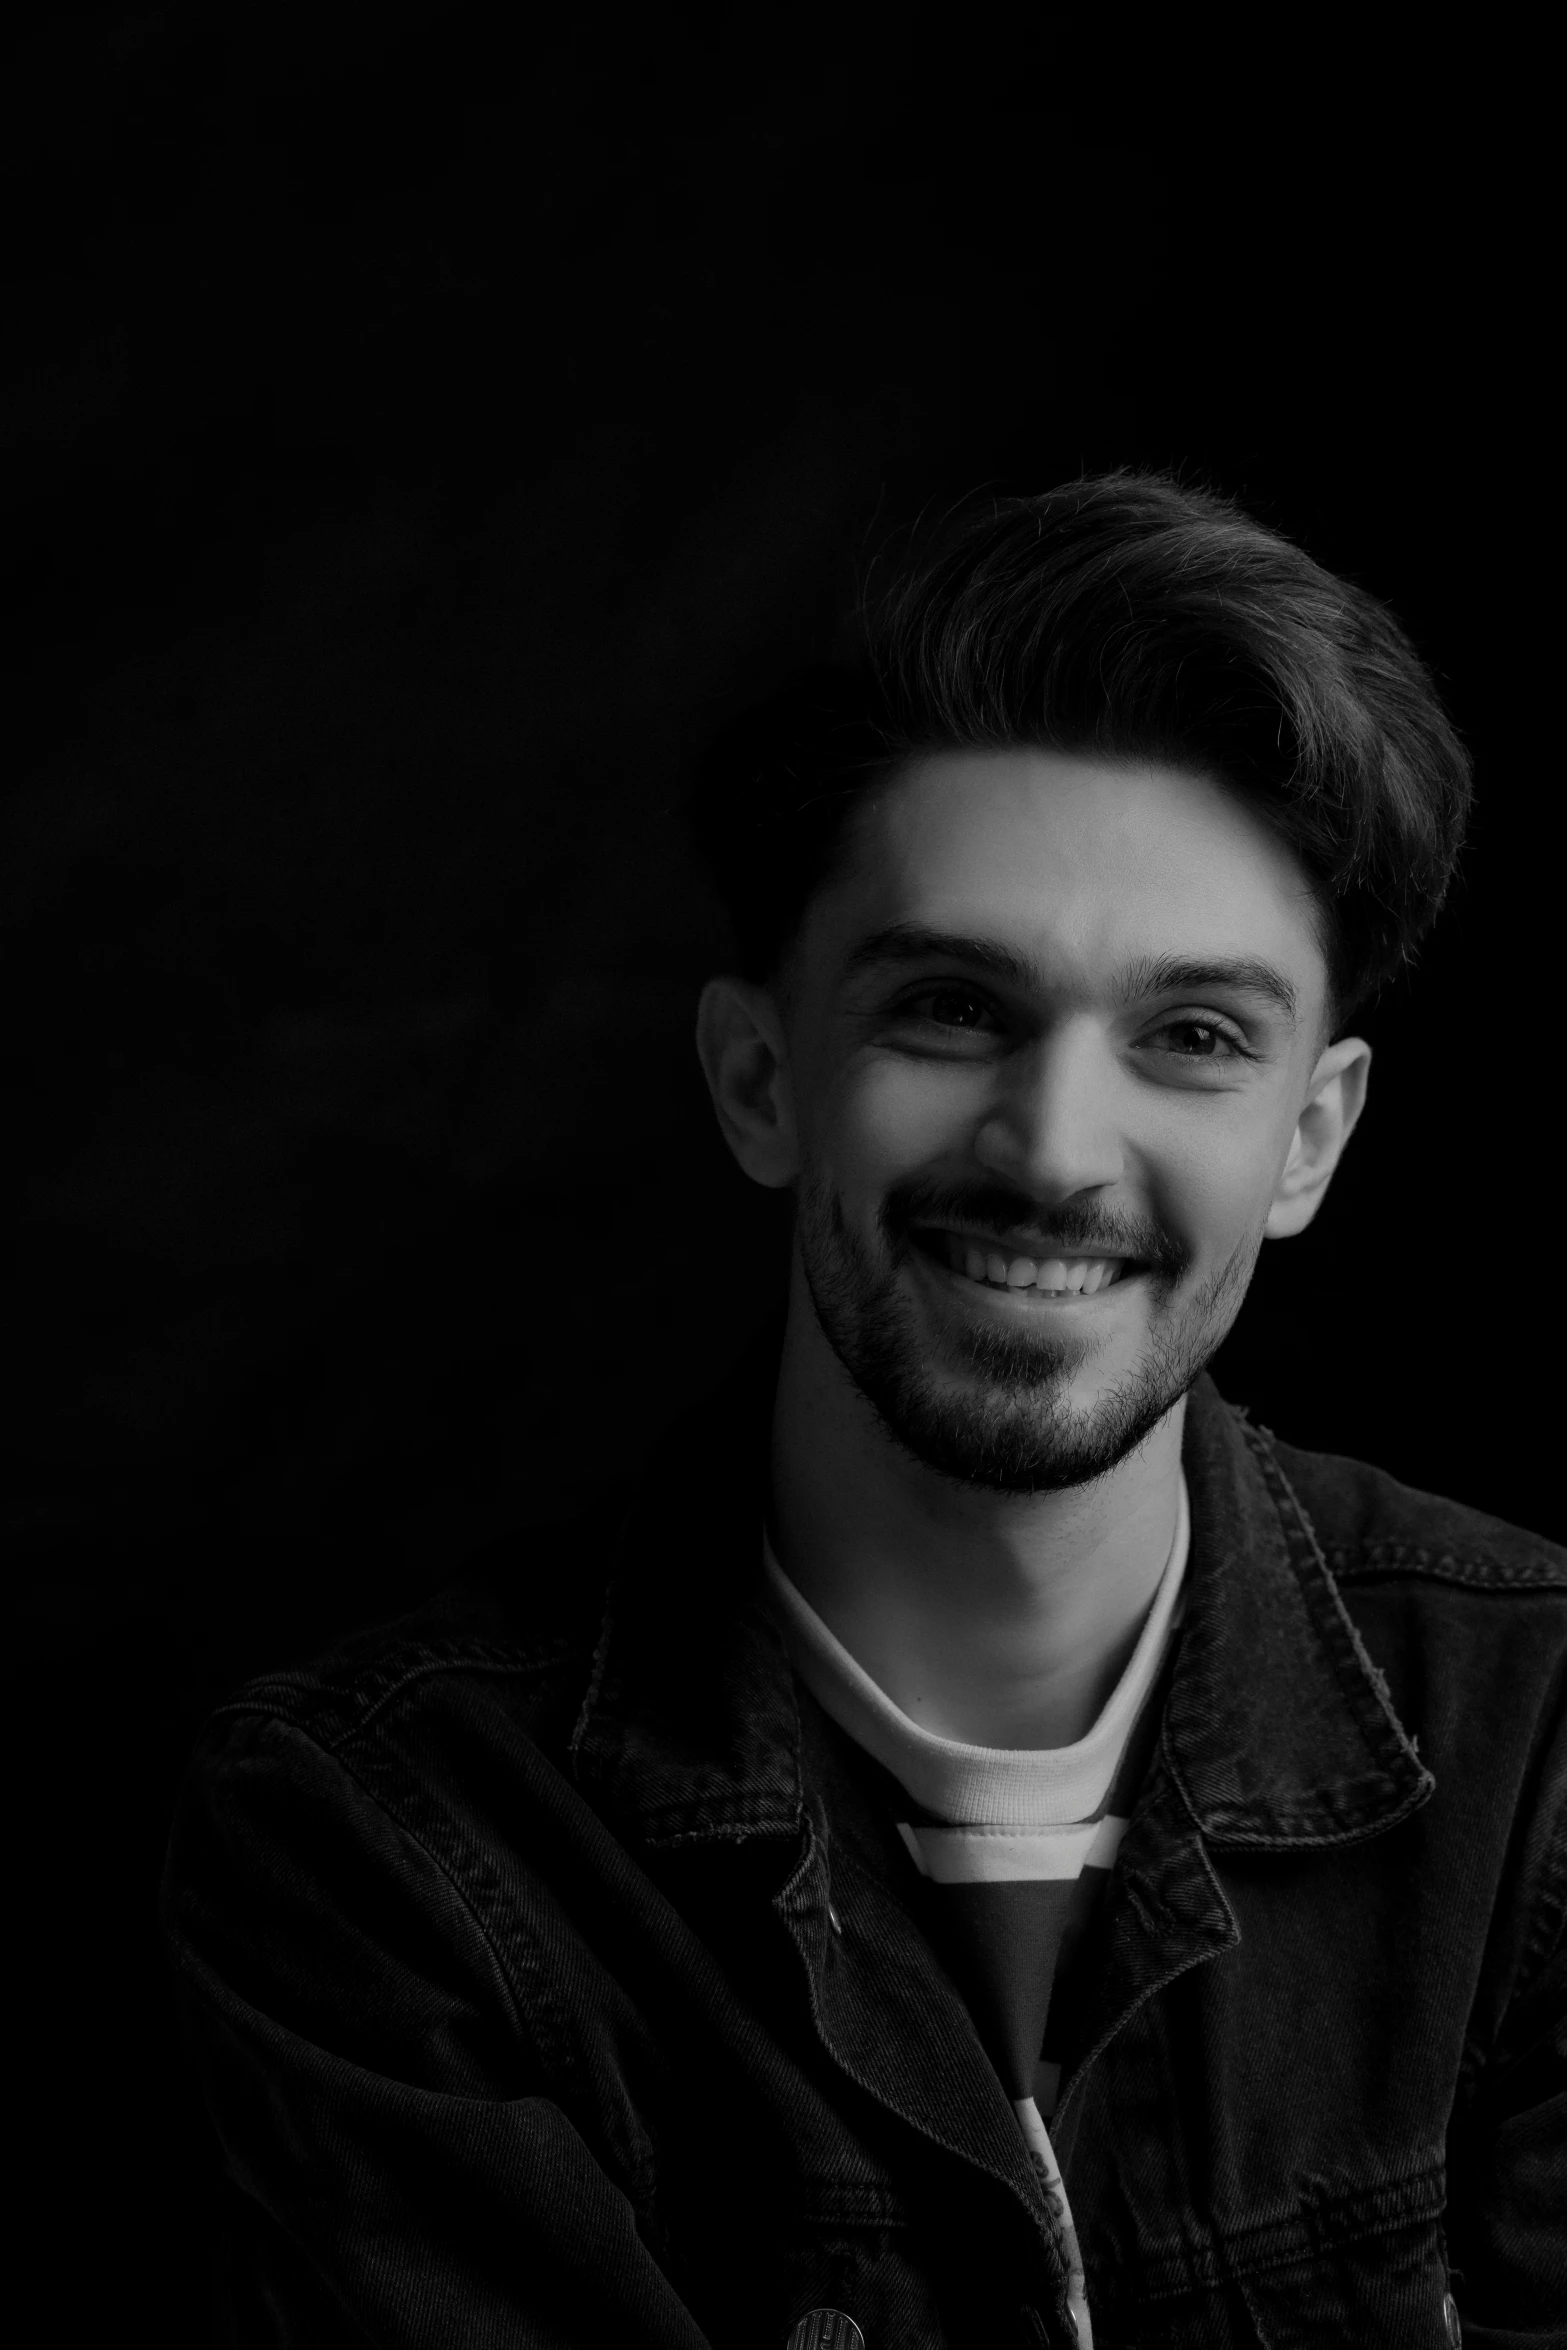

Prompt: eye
xmin=916 ymin=986 xmax=997 ymax=1030
xmin=882 ymin=984 xmax=1007 ymax=1053
xmin=1152 ymin=1016 xmax=1246 ymax=1060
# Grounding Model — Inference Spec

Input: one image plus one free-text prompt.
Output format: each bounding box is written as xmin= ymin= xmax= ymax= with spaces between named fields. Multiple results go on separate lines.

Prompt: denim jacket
xmin=163 ymin=1366 xmax=1567 ymax=2348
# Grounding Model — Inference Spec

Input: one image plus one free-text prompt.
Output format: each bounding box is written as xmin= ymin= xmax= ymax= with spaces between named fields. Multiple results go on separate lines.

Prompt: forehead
xmin=807 ymin=746 xmax=1328 ymax=999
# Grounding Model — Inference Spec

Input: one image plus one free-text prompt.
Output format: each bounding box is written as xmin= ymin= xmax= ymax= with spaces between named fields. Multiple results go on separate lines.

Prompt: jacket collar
xmin=569 ymin=1338 xmax=1434 ymax=1851
xmin=1166 ymin=1377 xmax=1432 ymax=1843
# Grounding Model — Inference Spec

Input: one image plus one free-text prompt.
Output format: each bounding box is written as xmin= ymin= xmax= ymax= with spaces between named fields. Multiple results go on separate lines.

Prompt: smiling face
xmin=700 ymin=745 xmax=1369 ymax=1493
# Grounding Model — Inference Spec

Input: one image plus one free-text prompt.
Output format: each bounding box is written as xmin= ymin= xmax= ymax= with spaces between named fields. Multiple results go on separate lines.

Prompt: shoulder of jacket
xmin=208 ymin=1519 xmax=611 ymax=1756
xmin=1254 ymin=1422 xmax=1567 ymax=1595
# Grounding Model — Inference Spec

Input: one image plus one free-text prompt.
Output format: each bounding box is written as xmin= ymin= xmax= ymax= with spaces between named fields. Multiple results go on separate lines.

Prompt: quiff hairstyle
xmin=688 ymin=471 xmax=1473 ymax=1032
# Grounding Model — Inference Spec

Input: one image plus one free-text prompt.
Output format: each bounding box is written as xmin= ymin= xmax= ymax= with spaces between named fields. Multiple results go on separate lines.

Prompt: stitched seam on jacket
xmin=1508 ymin=1698 xmax=1567 ymax=2003
xmin=263 ymin=1716 xmax=532 ymax=2027
xmin=797 ymin=2180 xmax=915 ymax=2226
xmin=250 ymin=1714 xmax=670 ymax=2208
xmin=1324 ymin=1545 xmax=1567 ymax=1591
xmin=1128 ymin=2160 xmax=1447 ymax=2296
xmin=567 ymin=1583 xmax=619 ymax=1775
xmin=1240 ymin=1421 xmax=1430 ymax=1791
xmin=214 ymin=1640 xmax=588 ymax=1752
xmin=286 ymin=1715 xmax=670 ymax=2214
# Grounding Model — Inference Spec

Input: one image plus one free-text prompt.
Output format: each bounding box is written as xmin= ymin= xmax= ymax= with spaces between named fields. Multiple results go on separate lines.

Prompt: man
xmin=164 ymin=474 xmax=1565 ymax=2347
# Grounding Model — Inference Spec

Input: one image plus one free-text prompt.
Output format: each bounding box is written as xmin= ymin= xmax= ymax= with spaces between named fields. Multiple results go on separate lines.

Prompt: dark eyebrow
xmin=844 ymin=924 xmax=1041 ymax=992
xmin=843 ymin=925 xmax=1300 ymax=1027
xmin=1115 ymin=952 xmax=1300 ymax=1027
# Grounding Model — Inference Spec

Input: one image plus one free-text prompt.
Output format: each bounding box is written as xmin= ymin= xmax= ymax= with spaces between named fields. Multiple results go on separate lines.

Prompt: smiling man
xmin=165 ymin=476 xmax=1566 ymax=2349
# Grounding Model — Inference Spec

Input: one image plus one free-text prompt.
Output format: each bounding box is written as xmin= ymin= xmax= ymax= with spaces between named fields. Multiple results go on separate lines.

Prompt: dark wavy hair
xmin=687 ymin=471 xmax=1473 ymax=1031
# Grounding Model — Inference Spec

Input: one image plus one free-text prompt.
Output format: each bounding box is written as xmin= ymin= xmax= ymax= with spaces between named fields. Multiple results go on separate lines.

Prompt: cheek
xmin=1148 ymin=1108 xmax=1292 ymax=1249
xmin=803 ymin=1058 xmax=989 ymax=1185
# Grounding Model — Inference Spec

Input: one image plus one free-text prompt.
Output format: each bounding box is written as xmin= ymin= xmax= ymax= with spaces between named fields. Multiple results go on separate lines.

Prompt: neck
xmin=767 ymin=1261 xmax=1186 ymax=1750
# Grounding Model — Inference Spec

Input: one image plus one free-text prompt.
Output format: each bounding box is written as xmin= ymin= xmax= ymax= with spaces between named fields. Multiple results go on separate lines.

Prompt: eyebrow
xmin=843 ymin=924 xmax=1301 ymax=1026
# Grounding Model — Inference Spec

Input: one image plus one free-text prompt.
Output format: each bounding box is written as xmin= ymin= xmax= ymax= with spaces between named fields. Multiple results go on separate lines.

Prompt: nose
xmin=972 ymin=1023 xmax=1126 ymax=1202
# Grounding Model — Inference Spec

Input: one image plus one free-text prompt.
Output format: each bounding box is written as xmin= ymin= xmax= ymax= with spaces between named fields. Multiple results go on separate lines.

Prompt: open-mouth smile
xmin=911 ymin=1227 xmax=1142 ymax=1299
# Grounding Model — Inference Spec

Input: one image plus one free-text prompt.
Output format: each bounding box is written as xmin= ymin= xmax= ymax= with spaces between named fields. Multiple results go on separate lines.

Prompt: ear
xmin=694 ymin=976 xmax=800 ymax=1189
xmin=1265 ymin=1036 xmax=1373 ymax=1239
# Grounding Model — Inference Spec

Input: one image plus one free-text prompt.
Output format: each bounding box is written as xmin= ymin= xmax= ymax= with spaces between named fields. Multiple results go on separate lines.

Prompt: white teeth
xmin=938 ymin=1235 xmax=1130 ymax=1295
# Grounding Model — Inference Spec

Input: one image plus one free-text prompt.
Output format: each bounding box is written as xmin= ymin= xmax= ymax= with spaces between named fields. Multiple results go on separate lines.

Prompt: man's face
xmin=774 ymin=747 xmax=1345 ymax=1491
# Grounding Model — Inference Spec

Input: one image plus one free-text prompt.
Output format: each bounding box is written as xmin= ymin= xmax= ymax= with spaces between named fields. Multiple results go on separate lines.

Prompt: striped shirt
xmin=762 ymin=1484 xmax=1189 ymax=2346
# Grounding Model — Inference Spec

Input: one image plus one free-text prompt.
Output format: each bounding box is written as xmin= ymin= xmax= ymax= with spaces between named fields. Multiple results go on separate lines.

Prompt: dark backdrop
xmin=4 ymin=16 xmax=1553 ymax=2337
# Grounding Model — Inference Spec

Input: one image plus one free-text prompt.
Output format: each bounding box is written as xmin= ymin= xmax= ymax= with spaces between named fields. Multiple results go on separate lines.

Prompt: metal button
xmin=786 ymin=2312 xmax=864 ymax=2350
xmin=1442 ymin=2291 xmax=1462 ymax=2345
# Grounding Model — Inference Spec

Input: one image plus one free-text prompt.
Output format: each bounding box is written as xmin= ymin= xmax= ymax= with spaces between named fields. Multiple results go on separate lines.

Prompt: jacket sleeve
xmin=162 ymin=1705 xmax=713 ymax=2350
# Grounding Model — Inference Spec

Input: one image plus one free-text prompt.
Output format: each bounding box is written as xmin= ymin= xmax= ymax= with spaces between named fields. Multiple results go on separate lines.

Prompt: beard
xmin=796 ymin=1171 xmax=1261 ymax=1495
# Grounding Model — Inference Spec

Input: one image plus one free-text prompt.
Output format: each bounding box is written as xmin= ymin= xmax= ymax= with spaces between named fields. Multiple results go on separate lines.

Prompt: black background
xmin=4 ymin=14 xmax=1554 ymax=2337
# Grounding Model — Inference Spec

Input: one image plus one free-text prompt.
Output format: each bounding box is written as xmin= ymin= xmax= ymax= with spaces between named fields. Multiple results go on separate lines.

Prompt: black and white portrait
xmin=7 ymin=21 xmax=1560 ymax=2347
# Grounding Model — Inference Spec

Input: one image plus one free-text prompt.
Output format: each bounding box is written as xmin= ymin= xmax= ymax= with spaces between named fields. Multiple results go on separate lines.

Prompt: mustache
xmin=877 ymin=1177 xmax=1191 ymax=1282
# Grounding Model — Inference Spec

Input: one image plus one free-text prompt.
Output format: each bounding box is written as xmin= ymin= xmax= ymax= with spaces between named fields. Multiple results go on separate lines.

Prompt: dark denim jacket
xmin=163 ymin=1369 xmax=1567 ymax=2348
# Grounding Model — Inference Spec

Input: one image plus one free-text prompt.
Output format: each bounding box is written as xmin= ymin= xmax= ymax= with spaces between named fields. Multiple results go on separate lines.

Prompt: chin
xmin=822 ymin=1281 xmax=1183 ymax=1494
xmin=878 ymin=1370 xmax=1179 ymax=1494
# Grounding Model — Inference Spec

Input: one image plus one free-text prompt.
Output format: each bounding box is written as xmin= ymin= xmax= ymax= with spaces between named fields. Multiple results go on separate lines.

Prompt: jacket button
xmin=1442 ymin=2292 xmax=1462 ymax=2345
xmin=786 ymin=2313 xmax=865 ymax=2350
